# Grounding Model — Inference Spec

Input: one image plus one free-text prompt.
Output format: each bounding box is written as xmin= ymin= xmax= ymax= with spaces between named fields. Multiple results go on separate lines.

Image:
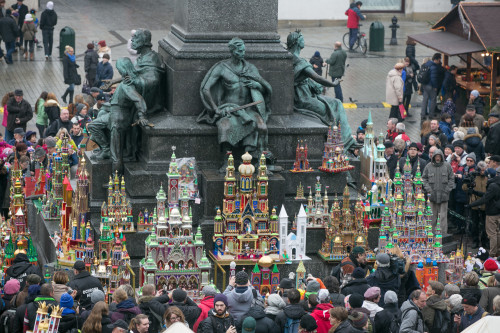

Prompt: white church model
xmin=279 ymin=205 xmax=310 ymax=261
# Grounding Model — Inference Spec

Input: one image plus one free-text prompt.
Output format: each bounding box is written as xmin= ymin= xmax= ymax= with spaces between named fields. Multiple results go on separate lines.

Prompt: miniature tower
xmin=291 ymin=140 xmax=313 ymax=172
xmin=296 ymin=205 xmax=307 ymax=259
xmin=296 ymin=261 xmax=306 ymax=289
xmin=279 ymin=205 xmax=288 ymax=256
xmin=167 ymin=146 xmax=180 ymax=213
xmin=374 ymin=133 xmax=388 ymax=181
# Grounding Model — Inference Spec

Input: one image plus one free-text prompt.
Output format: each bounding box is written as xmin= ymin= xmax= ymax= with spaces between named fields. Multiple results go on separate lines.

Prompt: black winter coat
xmin=5 ymin=253 xmax=43 ymax=290
xmin=405 ymin=45 xmax=420 ymax=71
xmin=341 ymin=278 xmax=370 ymax=297
xmin=464 ymin=133 xmax=485 ymax=162
xmin=40 ymin=9 xmax=57 ymax=30
xmin=58 ymin=313 xmax=83 ymax=333
xmin=373 ymin=303 xmax=401 ymax=333
xmin=460 ymin=287 xmax=483 ymax=303
xmin=238 ymin=305 xmax=278 ymax=333
xmin=26 ymin=297 xmax=58 ymax=330
xmin=84 ymin=49 xmax=99 ymax=72
xmin=63 ymin=54 xmax=80 ymax=85
xmin=6 ymin=97 xmax=33 ymax=132
xmin=485 ymin=122 xmax=500 ymax=156
xmin=333 ymin=320 xmax=354 ymax=333
xmin=0 ymin=16 xmax=19 ymax=42
xmin=198 ymin=310 xmax=235 ymax=333
xmin=366 ymin=267 xmax=401 ymax=307
xmin=138 ymin=294 xmax=170 ymax=333
xmin=11 ymin=3 xmax=28 ymax=27
xmin=45 ymin=119 xmax=72 ymax=137
xmin=169 ymin=299 xmax=202 ymax=329
xmin=470 ymin=175 xmax=500 ymax=216
xmin=309 ymin=55 xmax=324 ymax=76
xmin=275 ymin=303 xmax=307 ymax=333
xmin=68 ymin=270 xmax=104 ymax=310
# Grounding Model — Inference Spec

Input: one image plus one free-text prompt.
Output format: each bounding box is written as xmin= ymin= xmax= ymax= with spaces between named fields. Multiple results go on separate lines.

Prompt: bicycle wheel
xmin=343 ymin=32 xmax=350 ymax=49
xmin=359 ymin=37 xmax=367 ymax=55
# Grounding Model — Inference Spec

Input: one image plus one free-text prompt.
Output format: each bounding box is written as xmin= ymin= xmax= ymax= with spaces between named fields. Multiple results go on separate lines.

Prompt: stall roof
xmin=432 ymin=3 xmax=500 ymax=52
xmin=408 ymin=31 xmax=484 ymax=56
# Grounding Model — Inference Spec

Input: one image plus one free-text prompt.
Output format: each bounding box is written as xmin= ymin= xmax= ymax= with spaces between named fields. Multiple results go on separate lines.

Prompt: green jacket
xmin=326 ymin=48 xmax=347 ymax=78
xmin=35 ymin=99 xmax=48 ymax=126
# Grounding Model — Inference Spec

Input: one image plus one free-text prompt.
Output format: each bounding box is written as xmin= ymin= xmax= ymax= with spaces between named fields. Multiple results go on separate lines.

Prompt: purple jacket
xmin=110 ymin=299 xmax=142 ymax=323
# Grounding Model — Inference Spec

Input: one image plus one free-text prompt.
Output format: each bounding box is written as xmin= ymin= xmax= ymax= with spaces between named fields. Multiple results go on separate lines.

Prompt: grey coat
xmin=422 ymin=149 xmax=455 ymax=203
xmin=400 ymin=300 xmax=425 ymax=333
xmin=223 ymin=285 xmax=255 ymax=323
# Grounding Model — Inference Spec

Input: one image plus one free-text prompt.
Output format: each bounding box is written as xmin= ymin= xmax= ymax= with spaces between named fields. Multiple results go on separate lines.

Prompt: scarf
xmin=66 ymin=53 xmax=76 ymax=62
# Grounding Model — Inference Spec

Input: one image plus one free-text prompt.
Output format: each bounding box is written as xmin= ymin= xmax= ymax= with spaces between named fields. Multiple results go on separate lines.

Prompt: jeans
xmin=24 ymin=40 xmax=34 ymax=53
xmin=42 ymin=29 xmax=54 ymax=56
xmin=403 ymin=93 xmax=412 ymax=114
xmin=349 ymin=28 xmax=358 ymax=49
xmin=4 ymin=129 xmax=13 ymax=142
xmin=421 ymin=84 xmax=437 ymax=120
xmin=332 ymin=77 xmax=343 ymax=102
xmin=36 ymin=124 xmax=46 ymax=138
xmin=5 ymin=41 xmax=15 ymax=63
xmin=68 ymin=84 xmax=75 ymax=92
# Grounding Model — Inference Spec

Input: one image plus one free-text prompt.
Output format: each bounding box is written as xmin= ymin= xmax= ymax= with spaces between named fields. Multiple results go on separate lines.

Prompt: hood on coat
xmin=312 ymin=303 xmax=333 ymax=320
xmin=388 ymin=68 xmax=401 ymax=78
xmin=374 ymin=267 xmax=398 ymax=283
xmin=344 ymin=278 xmax=368 ymax=288
xmin=464 ymin=134 xmax=481 ymax=148
xmin=137 ymin=295 xmax=155 ymax=304
xmin=7 ymin=254 xmax=31 ymax=276
xmin=284 ymin=304 xmax=307 ymax=319
xmin=44 ymin=99 xmax=60 ymax=107
xmin=246 ymin=305 xmax=266 ymax=319
xmin=432 ymin=149 xmax=445 ymax=164
xmin=200 ymin=295 xmax=215 ymax=307
xmin=230 ymin=287 xmax=253 ymax=303
xmin=425 ymin=295 xmax=447 ymax=311
xmin=401 ymin=299 xmax=420 ymax=314
xmin=52 ymin=283 xmax=69 ymax=293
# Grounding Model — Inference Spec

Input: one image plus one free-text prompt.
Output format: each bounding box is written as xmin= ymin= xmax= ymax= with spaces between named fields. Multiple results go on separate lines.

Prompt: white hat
xmin=46 ymin=2 xmax=54 ymax=10
xmin=24 ymin=14 xmax=33 ymax=22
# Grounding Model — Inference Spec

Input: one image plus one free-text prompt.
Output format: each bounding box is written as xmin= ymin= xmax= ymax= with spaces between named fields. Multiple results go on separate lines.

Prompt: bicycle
xmin=343 ymin=24 xmax=367 ymax=55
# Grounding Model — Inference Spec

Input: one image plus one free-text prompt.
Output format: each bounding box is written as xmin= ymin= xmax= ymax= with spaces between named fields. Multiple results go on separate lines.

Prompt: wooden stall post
xmin=466 ymin=54 xmax=472 ymax=83
xmin=444 ymin=54 xmax=449 ymax=67
xmin=491 ymin=53 xmax=498 ymax=109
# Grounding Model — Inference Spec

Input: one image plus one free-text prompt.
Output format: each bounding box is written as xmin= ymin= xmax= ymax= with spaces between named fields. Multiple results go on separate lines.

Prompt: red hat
xmin=484 ymin=258 xmax=498 ymax=272
xmin=98 ymin=40 xmax=106 ymax=47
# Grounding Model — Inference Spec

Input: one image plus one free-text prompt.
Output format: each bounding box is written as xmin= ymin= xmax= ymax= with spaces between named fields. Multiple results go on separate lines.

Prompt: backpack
xmin=284 ymin=317 xmax=301 ymax=333
xmin=389 ymin=312 xmax=401 ymax=333
xmin=0 ymin=309 xmax=16 ymax=333
xmin=417 ymin=63 xmax=431 ymax=85
xmin=430 ymin=309 xmax=451 ymax=333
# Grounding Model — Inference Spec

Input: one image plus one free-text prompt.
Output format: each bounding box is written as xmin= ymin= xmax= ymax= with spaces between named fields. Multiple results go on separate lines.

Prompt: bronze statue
xmin=88 ymin=29 xmax=164 ymax=172
xmin=197 ymin=37 xmax=272 ymax=158
xmin=287 ymin=30 xmax=357 ymax=152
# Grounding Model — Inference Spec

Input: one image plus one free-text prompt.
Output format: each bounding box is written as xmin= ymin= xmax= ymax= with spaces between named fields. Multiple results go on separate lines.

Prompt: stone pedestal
xmin=159 ymin=0 xmax=294 ymax=116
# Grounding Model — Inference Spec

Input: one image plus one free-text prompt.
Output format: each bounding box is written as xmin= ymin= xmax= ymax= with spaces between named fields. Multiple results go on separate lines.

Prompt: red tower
xmin=291 ymin=140 xmax=313 ymax=172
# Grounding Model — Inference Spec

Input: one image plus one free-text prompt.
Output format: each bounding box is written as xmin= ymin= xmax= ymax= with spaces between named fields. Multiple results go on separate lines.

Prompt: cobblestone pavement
xmin=0 ymin=0 xmax=442 ymax=142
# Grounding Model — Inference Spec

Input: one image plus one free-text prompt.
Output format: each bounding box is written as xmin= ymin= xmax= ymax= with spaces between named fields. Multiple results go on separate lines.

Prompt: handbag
xmin=399 ymin=103 xmax=407 ymax=119
xmin=75 ymin=74 xmax=82 ymax=86
xmin=81 ymin=79 xmax=91 ymax=95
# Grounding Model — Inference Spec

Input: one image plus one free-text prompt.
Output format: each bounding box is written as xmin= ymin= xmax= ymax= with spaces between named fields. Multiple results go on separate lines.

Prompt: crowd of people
xmin=0 ymin=248 xmax=498 ymax=333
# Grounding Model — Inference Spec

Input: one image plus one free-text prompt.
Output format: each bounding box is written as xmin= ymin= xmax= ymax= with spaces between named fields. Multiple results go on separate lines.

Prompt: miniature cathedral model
xmin=291 ymin=140 xmax=313 ymax=172
xmin=319 ymin=124 xmax=354 ymax=173
xmin=212 ymin=152 xmax=282 ymax=262
xmin=140 ymin=148 xmax=211 ymax=294
xmin=279 ymin=205 xmax=309 ymax=261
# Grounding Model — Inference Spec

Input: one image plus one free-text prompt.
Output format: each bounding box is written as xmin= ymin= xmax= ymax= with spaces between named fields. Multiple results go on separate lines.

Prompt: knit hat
xmin=26 ymin=274 xmax=41 ymax=286
xmin=445 ymin=144 xmax=454 ymax=151
xmin=490 ymin=112 xmax=500 ymax=119
xmin=453 ymin=140 xmax=464 ymax=149
xmin=352 ymin=267 xmax=365 ymax=279
xmin=96 ymin=93 xmax=106 ymax=101
xmin=348 ymin=293 xmax=364 ymax=308
xmin=306 ymin=280 xmax=321 ymax=293
xmin=14 ymin=128 xmax=25 ymax=136
xmin=28 ymin=284 xmax=41 ymax=296
xmin=318 ymin=289 xmax=330 ymax=303
xmin=214 ymin=293 xmax=228 ymax=307
xmin=90 ymin=289 xmax=105 ymax=304
xmin=235 ymin=271 xmax=249 ymax=286
xmin=313 ymin=51 xmax=320 ymax=57
xmin=25 ymin=131 xmax=36 ymax=141
xmin=201 ymin=285 xmax=218 ymax=297
xmin=357 ymin=128 xmax=365 ymax=134
xmin=14 ymin=89 xmax=23 ymax=96
xmin=76 ymin=103 xmax=86 ymax=113
xmin=45 ymin=137 xmax=56 ymax=148
xmin=172 ymin=288 xmax=187 ymax=302
xmin=46 ymin=1 xmax=54 ymax=10
xmin=462 ymin=297 xmax=478 ymax=306
xmin=24 ymin=14 xmax=33 ymax=22
xmin=477 ymin=247 xmax=489 ymax=262
xmin=279 ymin=278 xmax=294 ymax=289
xmin=484 ymin=258 xmax=498 ymax=272
xmin=490 ymin=155 xmax=500 ymax=163
xmin=384 ymin=290 xmax=398 ymax=304
xmin=352 ymin=246 xmax=365 ymax=256
xmin=448 ymin=294 xmax=463 ymax=309
xmin=4 ymin=279 xmax=20 ymax=295
xmin=409 ymin=142 xmax=419 ymax=150
xmin=98 ymin=40 xmax=107 ymax=47
xmin=349 ymin=311 xmax=369 ymax=329
xmin=300 ymin=314 xmax=318 ymax=331
xmin=60 ymin=293 xmax=74 ymax=308
xmin=73 ymin=260 xmax=85 ymax=271
xmin=376 ymin=253 xmax=391 ymax=268
xmin=471 ymin=90 xmax=480 ymax=98
xmin=242 ymin=317 xmax=256 ymax=333
xmin=364 ymin=287 xmax=381 ymax=299
xmin=361 ymin=119 xmax=368 ymax=129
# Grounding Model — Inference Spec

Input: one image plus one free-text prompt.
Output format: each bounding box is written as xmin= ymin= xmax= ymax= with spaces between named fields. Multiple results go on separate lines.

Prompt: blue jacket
xmin=456 ymin=305 xmax=487 ymax=332
xmin=439 ymin=121 xmax=454 ymax=142
xmin=424 ymin=60 xmax=445 ymax=89
xmin=96 ymin=61 xmax=113 ymax=83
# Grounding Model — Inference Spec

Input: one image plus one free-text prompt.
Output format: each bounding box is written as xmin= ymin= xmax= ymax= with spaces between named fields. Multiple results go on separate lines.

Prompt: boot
xmin=23 ymin=52 xmax=27 ymax=59
xmin=61 ymin=89 xmax=69 ymax=104
xmin=68 ymin=90 xmax=74 ymax=104
xmin=30 ymin=52 xmax=34 ymax=61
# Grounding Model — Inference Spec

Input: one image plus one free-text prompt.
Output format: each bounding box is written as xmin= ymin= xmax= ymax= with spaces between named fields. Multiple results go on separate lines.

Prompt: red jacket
xmin=193 ymin=295 xmax=214 ymax=332
xmin=345 ymin=7 xmax=364 ymax=29
xmin=386 ymin=129 xmax=398 ymax=142
xmin=310 ymin=303 xmax=334 ymax=333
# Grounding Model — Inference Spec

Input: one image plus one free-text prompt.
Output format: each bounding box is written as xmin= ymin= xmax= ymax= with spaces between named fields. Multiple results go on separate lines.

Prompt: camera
xmin=389 ymin=254 xmax=405 ymax=275
xmin=463 ymin=171 xmax=479 ymax=189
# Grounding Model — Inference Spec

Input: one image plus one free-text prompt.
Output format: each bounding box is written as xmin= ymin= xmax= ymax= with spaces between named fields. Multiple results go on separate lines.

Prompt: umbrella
xmin=462 ymin=317 xmax=500 ymax=333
